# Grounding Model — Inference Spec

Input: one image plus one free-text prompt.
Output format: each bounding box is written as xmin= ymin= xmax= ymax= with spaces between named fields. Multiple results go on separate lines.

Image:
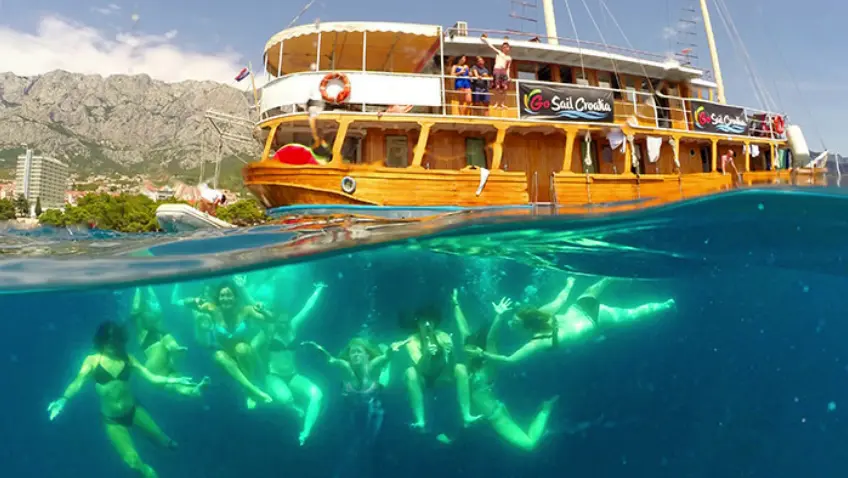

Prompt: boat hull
xmin=245 ymin=161 xmax=829 ymax=218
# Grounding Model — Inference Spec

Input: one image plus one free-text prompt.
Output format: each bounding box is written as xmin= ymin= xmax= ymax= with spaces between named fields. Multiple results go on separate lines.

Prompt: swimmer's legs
xmin=104 ymin=422 xmax=158 ymax=478
xmin=403 ymin=366 xmax=426 ymax=430
xmin=598 ymin=299 xmax=676 ymax=325
xmin=214 ymin=348 xmax=271 ymax=404
xmin=454 ymin=364 xmax=482 ymax=426
xmin=290 ymin=374 xmax=324 ymax=446
xmin=133 ymin=406 xmax=176 ymax=449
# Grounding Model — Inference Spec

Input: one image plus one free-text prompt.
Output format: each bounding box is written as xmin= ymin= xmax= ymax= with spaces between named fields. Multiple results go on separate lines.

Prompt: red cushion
xmin=273 ymin=144 xmax=319 ymax=165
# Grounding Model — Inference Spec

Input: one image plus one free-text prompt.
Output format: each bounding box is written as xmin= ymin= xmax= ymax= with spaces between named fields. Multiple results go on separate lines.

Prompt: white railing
xmin=259 ymin=70 xmax=788 ymax=139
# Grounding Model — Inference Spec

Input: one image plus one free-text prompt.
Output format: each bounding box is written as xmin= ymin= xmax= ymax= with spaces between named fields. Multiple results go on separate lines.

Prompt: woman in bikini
xmin=451 ymin=56 xmax=472 ymax=115
xmin=47 ymin=321 xmax=198 ymax=478
xmin=399 ymin=307 xmax=482 ymax=431
xmin=303 ymin=336 xmax=410 ymax=476
xmin=251 ymin=281 xmax=328 ymax=445
xmin=130 ymin=286 xmax=209 ymax=397
xmin=469 ymin=277 xmax=676 ymax=365
xmin=452 ymin=290 xmax=558 ymax=451
xmin=192 ymin=280 xmax=274 ymax=406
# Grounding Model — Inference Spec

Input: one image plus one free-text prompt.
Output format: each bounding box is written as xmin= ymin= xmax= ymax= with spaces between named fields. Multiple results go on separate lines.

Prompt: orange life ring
xmin=319 ymin=72 xmax=351 ymax=104
xmin=772 ymin=115 xmax=785 ymax=135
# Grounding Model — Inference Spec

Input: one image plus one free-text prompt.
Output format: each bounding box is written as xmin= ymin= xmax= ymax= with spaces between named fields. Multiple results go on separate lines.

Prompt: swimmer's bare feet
xmin=463 ymin=414 xmax=483 ymax=427
xmin=410 ymin=421 xmax=426 ymax=432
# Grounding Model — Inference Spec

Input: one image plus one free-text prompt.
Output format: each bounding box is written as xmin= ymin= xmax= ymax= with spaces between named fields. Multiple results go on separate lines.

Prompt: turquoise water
xmin=1 ymin=187 xmax=846 ymax=477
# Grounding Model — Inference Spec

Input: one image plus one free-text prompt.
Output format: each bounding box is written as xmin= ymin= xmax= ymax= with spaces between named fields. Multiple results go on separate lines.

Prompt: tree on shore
xmin=14 ymin=194 xmax=29 ymax=217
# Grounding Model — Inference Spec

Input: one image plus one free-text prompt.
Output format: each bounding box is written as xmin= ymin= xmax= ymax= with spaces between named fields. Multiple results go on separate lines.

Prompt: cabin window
xmin=623 ymin=76 xmax=637 ymax=103
xmin=558 ymin=66 xmax=573 ymax=84
xmin=517 ymin=62 xmax=537 ymax=81
xmin=465 ymin=138 xmax=487 ymax=168
xmin=575 ymin=69 xmax=589 ymax=86
xmin=342 ymin=137 xmax=362 ymax=164
xmin=537 ymin=64 xmax=553 ymax=82
xmin=596 ymin=72 xmax=612 ymax=89
xmin=385 ymin=135 xmax=408 ymax=167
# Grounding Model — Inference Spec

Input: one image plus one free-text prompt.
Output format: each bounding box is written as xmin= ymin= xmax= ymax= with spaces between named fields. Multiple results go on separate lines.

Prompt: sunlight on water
xmin=1 ymin=187 xmax=847 ymax=477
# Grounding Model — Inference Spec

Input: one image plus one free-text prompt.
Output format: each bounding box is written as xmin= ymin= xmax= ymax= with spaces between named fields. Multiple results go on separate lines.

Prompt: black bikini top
xmin=94 ymin=358 xmax=132 ymax=385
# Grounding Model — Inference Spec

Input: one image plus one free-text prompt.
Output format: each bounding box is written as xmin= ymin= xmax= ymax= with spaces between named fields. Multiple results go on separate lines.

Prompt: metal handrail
xmin=258 ymin=70 xmax=789 ymax=139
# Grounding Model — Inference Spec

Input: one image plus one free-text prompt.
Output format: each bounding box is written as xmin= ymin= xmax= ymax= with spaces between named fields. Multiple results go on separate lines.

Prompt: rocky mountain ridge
xmin=0 ymin=70 xmax=260 ymax=178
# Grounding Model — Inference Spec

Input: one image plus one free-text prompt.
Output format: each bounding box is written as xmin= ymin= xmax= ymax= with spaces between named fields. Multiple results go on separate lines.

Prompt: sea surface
xmin=1 ymin=186 xmax=847 ymax=478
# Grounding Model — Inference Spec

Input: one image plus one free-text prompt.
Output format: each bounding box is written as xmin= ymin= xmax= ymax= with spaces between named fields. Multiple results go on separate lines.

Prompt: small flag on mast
xmin=235 ymin=67 xmax=250 ymax=82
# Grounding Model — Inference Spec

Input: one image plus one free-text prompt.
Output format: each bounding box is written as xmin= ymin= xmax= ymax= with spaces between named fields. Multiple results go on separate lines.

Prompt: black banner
xmin=518 ymin=82 xmax=614 ymax=123
xmin=690 ymin=100 xmax=749 ymax=135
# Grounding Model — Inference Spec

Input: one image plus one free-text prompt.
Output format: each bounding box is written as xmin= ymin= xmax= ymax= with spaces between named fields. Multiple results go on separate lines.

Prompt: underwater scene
xmin=1 ymin=188 xmax=846 ymax=478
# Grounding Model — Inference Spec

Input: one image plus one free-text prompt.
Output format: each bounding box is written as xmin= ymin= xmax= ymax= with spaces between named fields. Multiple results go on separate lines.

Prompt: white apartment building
xmin=15 ymin=149 xmax=69 ymax=216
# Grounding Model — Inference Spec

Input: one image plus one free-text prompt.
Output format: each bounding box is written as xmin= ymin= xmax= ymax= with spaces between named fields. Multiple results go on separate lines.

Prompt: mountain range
xmin=0 ymin=70 xmax=261 ymax=189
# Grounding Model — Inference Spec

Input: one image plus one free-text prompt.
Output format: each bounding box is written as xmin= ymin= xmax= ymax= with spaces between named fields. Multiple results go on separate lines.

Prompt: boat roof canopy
xmin=444 ymin=35 xmax=706 ymax=83
xmin=265 ymin=22 xmax=442 ymax=75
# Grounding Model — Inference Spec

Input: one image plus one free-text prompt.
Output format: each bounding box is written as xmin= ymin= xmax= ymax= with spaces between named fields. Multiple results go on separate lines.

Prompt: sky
xmin=0 ymin=0 xmax=844 ymax=152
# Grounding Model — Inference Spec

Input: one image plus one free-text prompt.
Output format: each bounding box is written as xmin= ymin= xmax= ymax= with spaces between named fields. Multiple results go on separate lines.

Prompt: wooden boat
xmin=243 ymin=1 xmax=826 ymax=217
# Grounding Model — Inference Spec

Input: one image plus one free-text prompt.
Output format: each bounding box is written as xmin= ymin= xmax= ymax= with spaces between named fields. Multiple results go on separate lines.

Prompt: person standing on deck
xmin=480 ymin=34 xmax=512 ymax=109
xmin=470 ymin=56 xmax=491 ymax=115
xmin=721 ymin=149 xmax=741 ymax=181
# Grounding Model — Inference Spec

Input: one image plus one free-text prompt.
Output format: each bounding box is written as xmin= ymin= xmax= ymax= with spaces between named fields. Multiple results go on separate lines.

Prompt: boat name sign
xmin=519 ymin=82 xmax=615 ymax=123
xmin=691 ymin=100 xmax=749 ymax=135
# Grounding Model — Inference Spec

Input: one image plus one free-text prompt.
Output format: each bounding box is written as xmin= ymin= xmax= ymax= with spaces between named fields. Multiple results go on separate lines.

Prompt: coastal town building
xmin=14 ymin=149 xmax=69 ymax=216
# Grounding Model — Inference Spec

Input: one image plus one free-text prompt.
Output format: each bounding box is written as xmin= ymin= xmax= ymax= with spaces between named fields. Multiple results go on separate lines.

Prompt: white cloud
xmin=0 ymin=15 xmax=262 ymax=86
xmin=91 ymin=3 xmax=121 ymax=15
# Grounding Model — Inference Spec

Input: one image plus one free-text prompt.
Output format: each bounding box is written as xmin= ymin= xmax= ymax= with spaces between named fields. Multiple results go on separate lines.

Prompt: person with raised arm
xmin=399 ymin=306 xmax=482 ymax=432
xmin=452 ymin=290 xmax=558 ymax=451
xmin=302 ymin=336 xmax=410 ymax=476
xmin=480 ymin=34 xmax=512 ymax=109
xmin=469 ymin=277 xmax=676 ymax=365
xmin=47 ymin=321 xmax=199 ymax=478
xmin=129 ymin=286 xmax=209 ymax=397
xmin=252 ymin=281 xmax=328 ymax=445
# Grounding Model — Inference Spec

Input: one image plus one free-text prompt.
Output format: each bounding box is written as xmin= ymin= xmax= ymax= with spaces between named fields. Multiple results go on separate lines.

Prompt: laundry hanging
xmin=606 ymin=129 xmax=626 ymax=153
xmin=646 ymin=136 xmax=663 ymax=163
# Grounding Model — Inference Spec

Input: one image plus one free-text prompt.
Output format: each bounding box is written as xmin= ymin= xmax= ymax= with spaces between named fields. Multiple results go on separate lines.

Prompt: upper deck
xmin=257 ymin=21 xmax=787 ymax=141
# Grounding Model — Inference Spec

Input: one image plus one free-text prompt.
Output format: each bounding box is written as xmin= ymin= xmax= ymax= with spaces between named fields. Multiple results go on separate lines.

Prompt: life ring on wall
xmin=772 ymin=115 xmax=786 ymax=135
xmin=341 ymin=176 xmax=356 ymax=194
xmin=320 ymin=72 xmax=351 ymax=104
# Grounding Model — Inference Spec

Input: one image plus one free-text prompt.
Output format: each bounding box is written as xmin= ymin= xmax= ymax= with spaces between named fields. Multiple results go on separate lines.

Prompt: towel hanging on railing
xmin=607 ymin=129 xmax=626 ymax=153
xmin=646 ymin=136 xmax=662 ymax=163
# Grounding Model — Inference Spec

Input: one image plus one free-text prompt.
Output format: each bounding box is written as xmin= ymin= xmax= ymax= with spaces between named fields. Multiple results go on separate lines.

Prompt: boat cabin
xmin=247 ymin=21 xmax=798 ymax=209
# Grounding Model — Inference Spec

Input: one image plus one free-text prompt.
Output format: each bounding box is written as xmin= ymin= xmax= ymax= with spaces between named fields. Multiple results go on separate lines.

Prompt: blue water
xmin=1 ymin=187 xmax=846 ymax=477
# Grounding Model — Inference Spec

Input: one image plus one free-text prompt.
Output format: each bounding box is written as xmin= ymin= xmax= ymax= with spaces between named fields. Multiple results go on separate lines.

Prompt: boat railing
xmin=450 ymin=26 xmax=671 ymax=65
xmin=259 ymin=70 xmax=788 ymax=140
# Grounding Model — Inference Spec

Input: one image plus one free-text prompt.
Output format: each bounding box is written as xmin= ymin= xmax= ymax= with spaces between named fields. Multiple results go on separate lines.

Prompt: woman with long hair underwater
xmin=468 ymin=276 xmax=676 ymax=365
xmin=47 ymin=321 xmax=199 ymax=478
xmin=189 ymin=280 xmax=274 ymax=406
xmin=399 ymin=306 xmax=482 ymax=431
xmin=130 ymin=286 xmax=209 ymax=397
xmin=302 ymin=336 xmax=410 ymax=476
xmin=251 ymin=281 xmax=328 ymax=445
xmin=451 ymin=289 xmax=558 ymax=451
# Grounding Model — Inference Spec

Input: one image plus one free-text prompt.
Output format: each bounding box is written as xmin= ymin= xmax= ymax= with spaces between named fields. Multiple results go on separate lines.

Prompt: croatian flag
xmin=235 ymin=67 xmax=250 ymax=82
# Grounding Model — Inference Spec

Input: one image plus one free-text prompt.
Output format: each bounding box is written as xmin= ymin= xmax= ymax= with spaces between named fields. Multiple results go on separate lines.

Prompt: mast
xmin=541 ymin=0 xmax=559 ymax=45
xmin=699 ymin=0 xmax=726 ymax=103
